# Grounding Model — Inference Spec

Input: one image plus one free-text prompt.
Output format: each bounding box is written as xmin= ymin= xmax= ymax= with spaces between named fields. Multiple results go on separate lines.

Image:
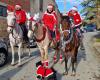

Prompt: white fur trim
xmin=72 ymin=7 xmax=77 ymax=11
xmin=45 ymin=72 xmax=53 ymax=77
xmin=47 ymin=5 xmax=53 ymax=9
xmin=44 ymin=12 xmax=56 ymax=21
xmin=15 ymin=5 xmax=21 ymax=9
xmin=75 ymin=22 xmax=82 ymax=27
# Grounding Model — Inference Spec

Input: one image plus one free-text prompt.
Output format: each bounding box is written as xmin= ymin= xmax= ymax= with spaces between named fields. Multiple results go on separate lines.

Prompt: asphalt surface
xmin=0 ymin=32 xmax=100 ymax=80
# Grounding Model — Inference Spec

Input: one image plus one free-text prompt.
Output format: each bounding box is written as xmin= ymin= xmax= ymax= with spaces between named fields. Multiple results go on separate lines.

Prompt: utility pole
xmin=64 ymin=0 xmax=67 ymax=14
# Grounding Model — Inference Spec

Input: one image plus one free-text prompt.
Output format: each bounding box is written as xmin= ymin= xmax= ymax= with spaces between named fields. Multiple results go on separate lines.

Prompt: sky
xmin=56 ymin=0 xmax=84 ymax=14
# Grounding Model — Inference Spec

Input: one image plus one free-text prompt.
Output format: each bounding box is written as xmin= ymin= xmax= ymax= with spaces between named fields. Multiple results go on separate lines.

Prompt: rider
xmin=42 ymin=4 xmax=58 ymax=47
xmin=67 ymin=6 xmax=82 ymax=38
xmin=15 ymin=4 xmax=29 ymax=42
xmin=42 ymin=4 xmax=59 ymax=67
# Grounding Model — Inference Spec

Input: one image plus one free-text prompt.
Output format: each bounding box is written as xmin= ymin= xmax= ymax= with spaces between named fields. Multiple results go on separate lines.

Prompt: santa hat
xmin=71 ymin=6 xmax=78 ymax=11
xmin=47 ymin=4 xmax=54 ymax=9
xmin=7 ymin=5 xmax=14 ymax=12
xmin=15 ymin=4 xmax=22 ymax=9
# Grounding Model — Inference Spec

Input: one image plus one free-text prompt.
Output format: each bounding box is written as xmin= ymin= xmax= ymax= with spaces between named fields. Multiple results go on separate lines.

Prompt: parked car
xmin=84 ymin=23 xmax=97 ymax=32
xmin=27 ymin=39 xmax=37 ymax=48
xmin=0 ymin=39 xmax=8 ymax=67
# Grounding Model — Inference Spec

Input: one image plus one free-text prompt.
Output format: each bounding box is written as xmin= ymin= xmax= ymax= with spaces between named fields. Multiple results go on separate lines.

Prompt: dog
xmin=36 ymin=61 xmax=57 ymax=80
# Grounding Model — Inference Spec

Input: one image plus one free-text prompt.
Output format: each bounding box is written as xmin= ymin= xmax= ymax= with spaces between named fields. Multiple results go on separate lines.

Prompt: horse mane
xmin=61 ymin=15 xmax=71 ymax=30
xmin=61 ymin=15 xmax=71 ymax=24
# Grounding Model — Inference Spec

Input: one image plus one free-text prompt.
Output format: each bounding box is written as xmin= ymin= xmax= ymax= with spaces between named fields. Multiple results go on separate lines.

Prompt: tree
xmin=81 ymin=0 xmax=100 ymax=29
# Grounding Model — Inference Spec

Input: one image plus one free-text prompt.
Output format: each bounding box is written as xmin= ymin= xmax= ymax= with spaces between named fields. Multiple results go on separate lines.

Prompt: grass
xmin=95 ymin=38 xmax=100 ymax=42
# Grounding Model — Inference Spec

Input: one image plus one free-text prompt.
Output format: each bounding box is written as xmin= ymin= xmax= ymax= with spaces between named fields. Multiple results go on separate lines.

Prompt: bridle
xmin=30 ymin=20 xmax=47 ymax=43
xmin=60 ymin=19 xmax=73 ymax=49
xmin=7 ymin=18 xmax=21 ymax=43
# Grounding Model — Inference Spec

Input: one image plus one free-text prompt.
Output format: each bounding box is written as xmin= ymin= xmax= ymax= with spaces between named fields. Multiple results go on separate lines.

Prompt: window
xmin=39 ymin=0 xmax=43 ymax=12
xmin=0 ymin=5 xmax=7 ymax=17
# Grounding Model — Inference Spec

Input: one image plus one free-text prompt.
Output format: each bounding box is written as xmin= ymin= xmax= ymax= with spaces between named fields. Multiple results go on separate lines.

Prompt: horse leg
xmin=10 ymin=43 xmax=15 ymax=65
xmin=39 ymin=48 xmax=45 ymax=65
xmin=71 ymin=49 xmax=77 ymax=76
xmin=59 ymin=49 xmax=63 ymax=63
xmin=63 ymin=56 xmax=68 ymax=75
xmin=53 ymin=49 xmax=58 ymax=63
xmin=44 ymin=46 xmax=49 ymax=67
xmin=63 ymin=50 xmax=68 ymax=75
xmin=80 ymin=37 xmax=85 ymax=50
xmin=28 ymin=43 xmax=31 ymax=57
xmin=17 ymin=43 xmax=22 ymax=66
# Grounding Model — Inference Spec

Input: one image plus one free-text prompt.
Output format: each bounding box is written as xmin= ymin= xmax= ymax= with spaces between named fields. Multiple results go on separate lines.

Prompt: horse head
xmin=28 ymin=13 xmax=41 ymax=39
xmin=61 ymin=14 xmax=71 ymax=40
xmin=7 ymin=11 xmax=16 ymax=33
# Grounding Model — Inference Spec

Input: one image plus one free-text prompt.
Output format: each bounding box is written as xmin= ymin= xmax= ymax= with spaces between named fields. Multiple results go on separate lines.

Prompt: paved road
xmin=0 ymin=32 xmax=100 ymax=80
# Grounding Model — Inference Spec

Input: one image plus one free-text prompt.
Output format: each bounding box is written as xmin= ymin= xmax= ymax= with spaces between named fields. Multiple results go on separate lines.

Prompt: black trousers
xmin=19 ymin=23 xmax=29 ymax=41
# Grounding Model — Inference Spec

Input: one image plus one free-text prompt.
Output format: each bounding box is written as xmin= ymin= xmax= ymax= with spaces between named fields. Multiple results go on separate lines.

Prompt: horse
xmin=28 ymin=13 xmax=61 ymax=67
xmin=7 ymin=11 xmax=31 ymax=66
xmin=60 ymin=14 xmax=80 ymax=76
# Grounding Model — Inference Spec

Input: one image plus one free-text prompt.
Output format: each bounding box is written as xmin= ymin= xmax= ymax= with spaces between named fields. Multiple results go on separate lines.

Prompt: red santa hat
xmin=47 ymin=4 xmax=54 ymax=9
xmin=15 ymin=4 xmax=22 ymax=9
xmin=71 ymin=6 xmax=78 ymax=11
xmin=7 ymin=5 xmax=14 ymax=13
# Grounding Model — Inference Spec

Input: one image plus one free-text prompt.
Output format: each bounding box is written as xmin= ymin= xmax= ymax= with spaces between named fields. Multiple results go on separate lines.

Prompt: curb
xmin=93 ymin=42 xmax=100 ymax=53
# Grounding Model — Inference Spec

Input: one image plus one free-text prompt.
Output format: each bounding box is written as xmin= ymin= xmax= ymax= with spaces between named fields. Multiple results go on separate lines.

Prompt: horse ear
xmin=26 ymin=13 xmax=31 ymax=20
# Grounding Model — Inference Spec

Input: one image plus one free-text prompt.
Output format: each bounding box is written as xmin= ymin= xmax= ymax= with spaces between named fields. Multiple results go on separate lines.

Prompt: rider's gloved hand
xmin=53 ymin=25 xmax=56 ymax=31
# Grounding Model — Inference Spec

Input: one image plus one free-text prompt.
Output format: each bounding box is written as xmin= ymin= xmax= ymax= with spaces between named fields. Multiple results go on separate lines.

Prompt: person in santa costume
xmin=36 ymin=61 xmax=57 ymax=80
xmin=15 ymin=4 xmax=29 ymax=42
xmin=42 ymin=4 xmax=59 ymax=42
xmin=67 ymin=6 xmax=82 ymax=37
xmin=42 ymin=4 xmax=60 ymax=66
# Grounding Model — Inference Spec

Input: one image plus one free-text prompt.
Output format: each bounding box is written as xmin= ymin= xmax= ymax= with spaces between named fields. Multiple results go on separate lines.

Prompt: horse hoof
xmin=17 ymin=63 xmax=22 ymax=67
xmin=11 ymin=63 xmax=15 ymax=66
xmin=28 ymin=54 xmax=31 ymax=57
xmin=11 ymin=64 xmax=15 ymax=66
xmin=63 ymin=72 xmax=68 ymax=75
xmin=71 ymin=72 xmax=76 ymax=76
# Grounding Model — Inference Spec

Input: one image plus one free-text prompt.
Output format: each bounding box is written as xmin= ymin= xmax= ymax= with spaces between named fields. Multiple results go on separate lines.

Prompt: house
xmin=30 ymin=0 xmax=61 ymax=26
xmin=0 ymin=0 xmax=61 ymax=38
xmin=0 ymin=0 xmax=30 ymax=38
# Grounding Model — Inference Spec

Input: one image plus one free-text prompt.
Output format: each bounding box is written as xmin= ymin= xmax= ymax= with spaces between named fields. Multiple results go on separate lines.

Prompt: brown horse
xmin=60 ymin=14 xmax=80 ymax=76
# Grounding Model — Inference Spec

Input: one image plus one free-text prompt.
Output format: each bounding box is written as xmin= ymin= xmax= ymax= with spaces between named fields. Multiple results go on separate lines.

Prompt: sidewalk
xmin=93 ymin=38 xmax=100 ymax=53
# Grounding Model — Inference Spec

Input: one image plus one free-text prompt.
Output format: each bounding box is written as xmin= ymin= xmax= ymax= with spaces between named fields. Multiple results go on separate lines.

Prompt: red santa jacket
xmin=42 ymin=11 xmax=57 ymax=31
xmin=68 ymin=10 xmax=82 ymax=27
xmin=15 ymin=10 xmax=26 ymax=24
xmin=36 ymin=65 xmax=53 ymax=78
xmin=52 ymin=11 xmax=58 ymax=25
